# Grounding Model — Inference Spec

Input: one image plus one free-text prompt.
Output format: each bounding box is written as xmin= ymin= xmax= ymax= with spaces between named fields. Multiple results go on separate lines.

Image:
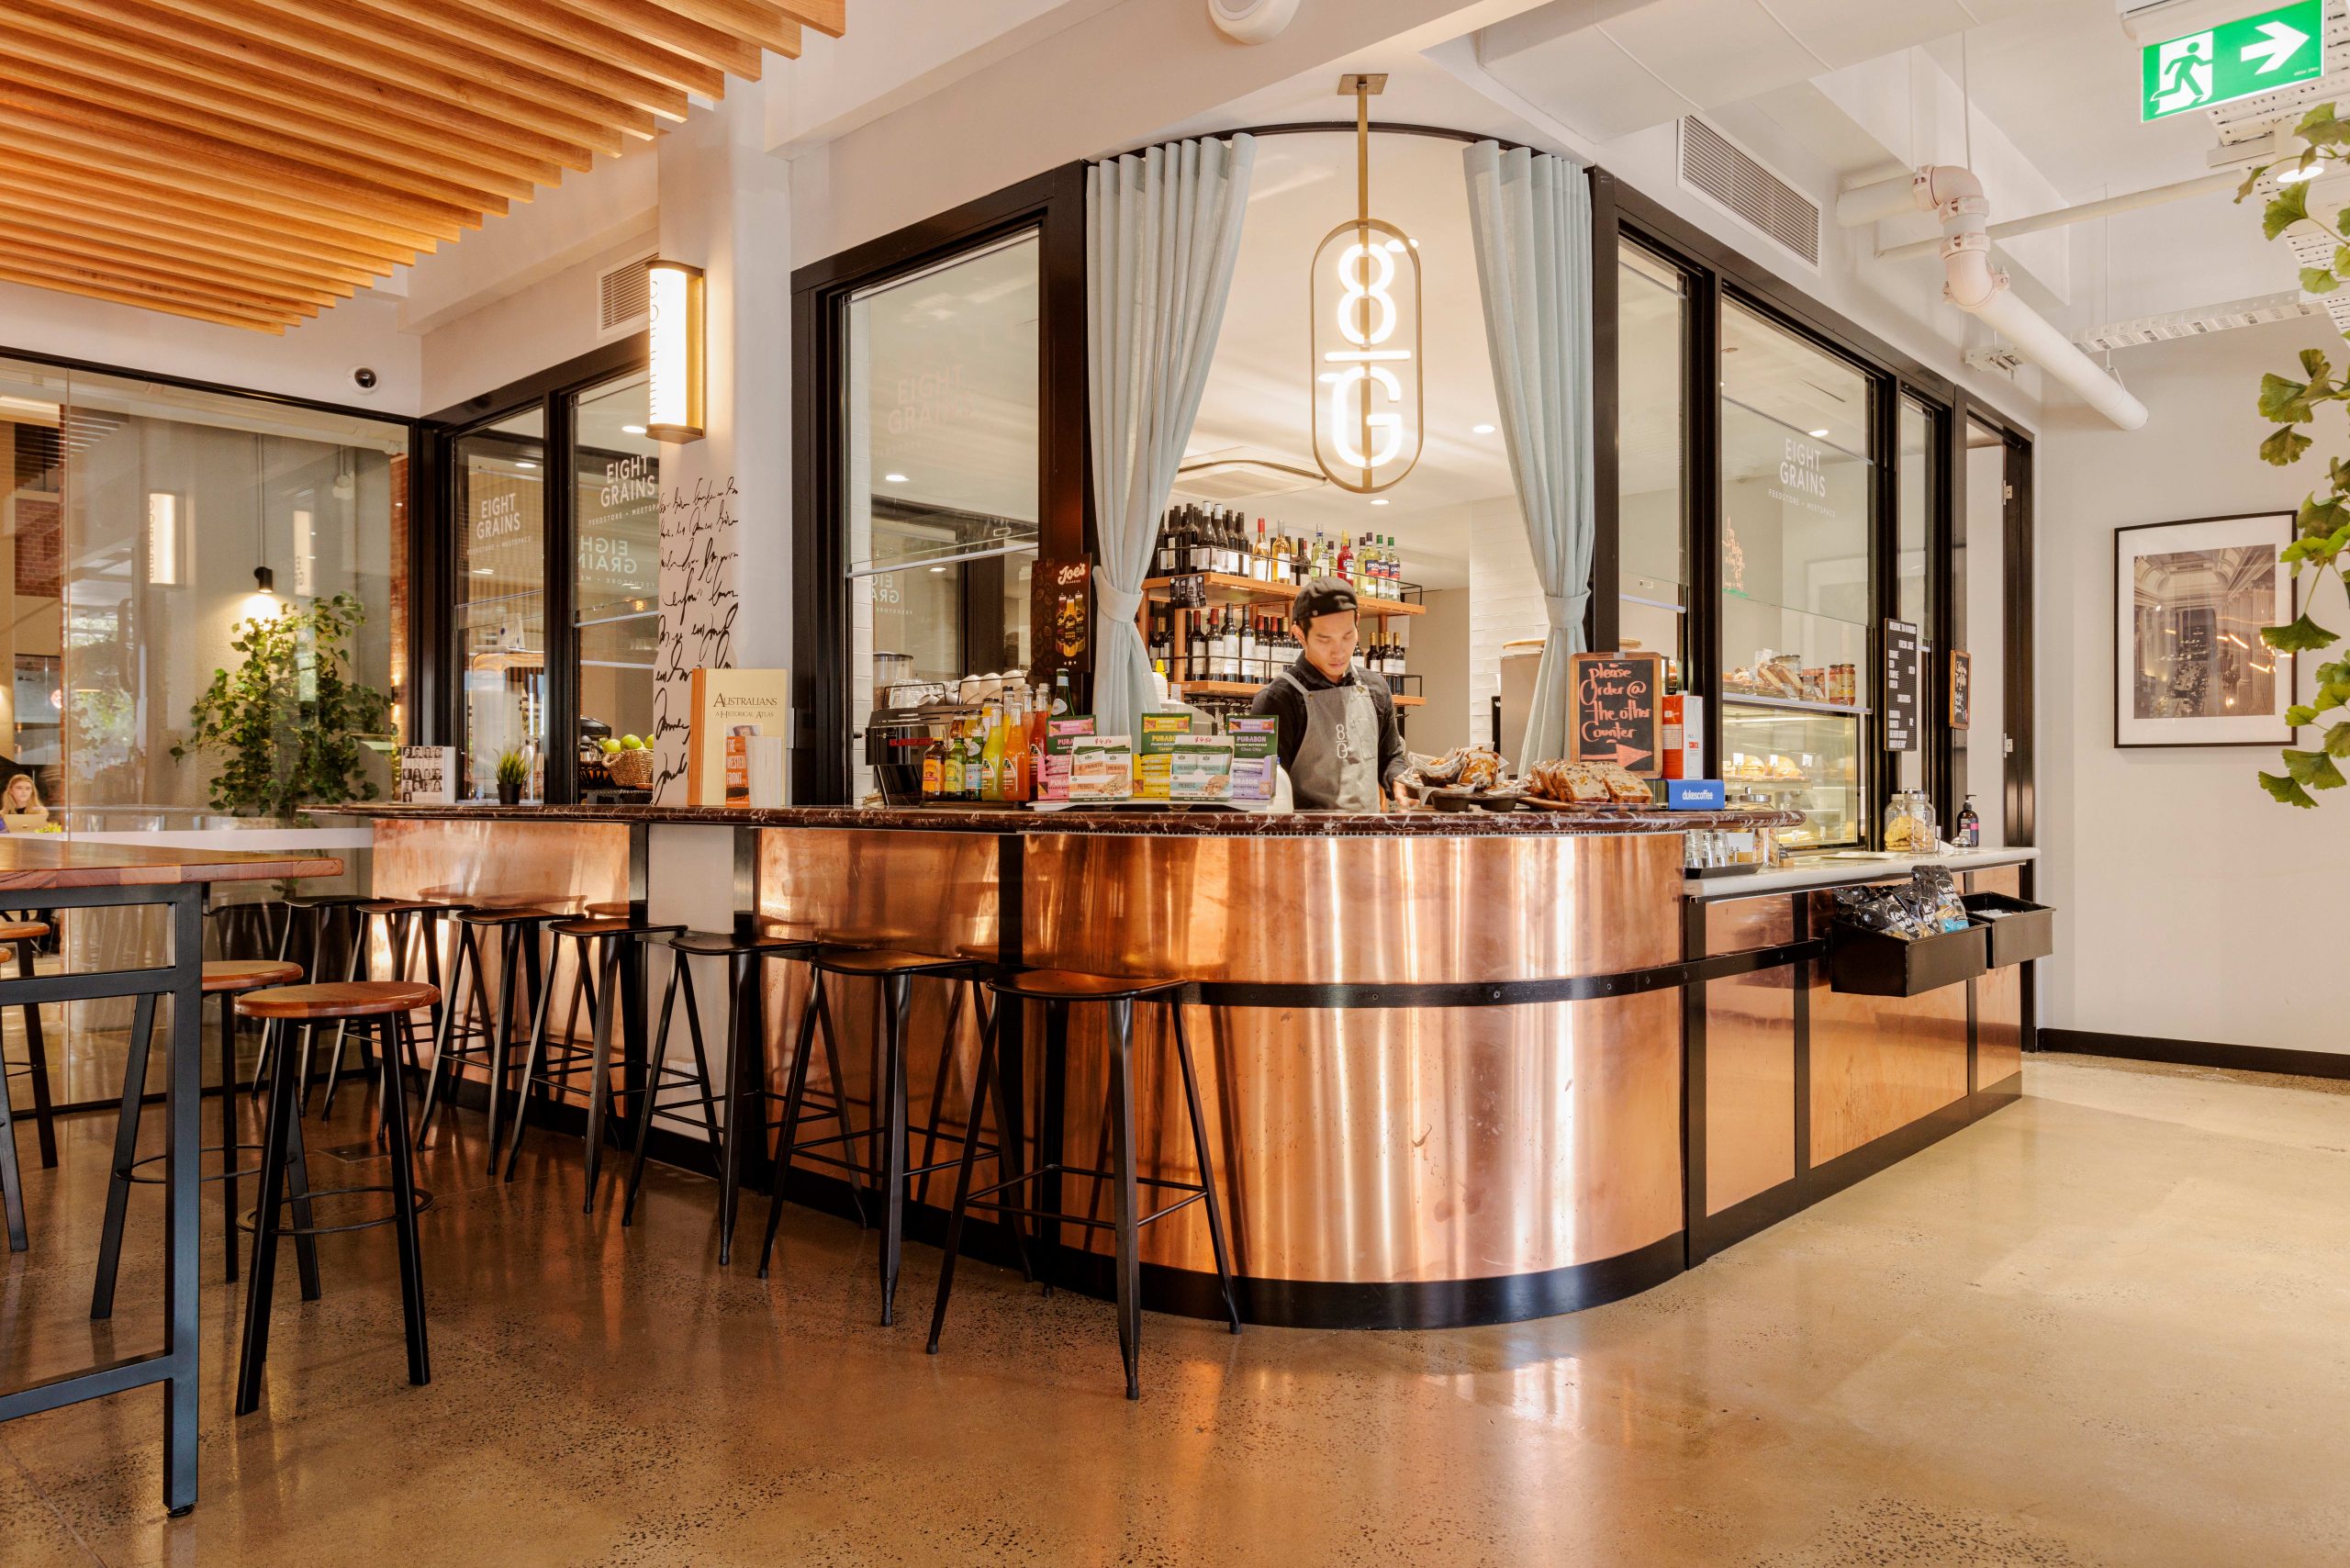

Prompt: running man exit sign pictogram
xmin=2143 ymin=2 xmax=2323 ymax=121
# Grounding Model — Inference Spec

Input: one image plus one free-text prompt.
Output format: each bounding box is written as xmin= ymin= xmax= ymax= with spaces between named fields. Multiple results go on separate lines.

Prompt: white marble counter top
xmin=1685 ymin=846 xmax=2039 ymax=900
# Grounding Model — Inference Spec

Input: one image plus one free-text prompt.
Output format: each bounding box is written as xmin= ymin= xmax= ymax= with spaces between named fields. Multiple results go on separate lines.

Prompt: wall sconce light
xmin=145 ymin=491 xmax=178 ymax=586
xmin=646 ymin=258 xmax=706 ymax=442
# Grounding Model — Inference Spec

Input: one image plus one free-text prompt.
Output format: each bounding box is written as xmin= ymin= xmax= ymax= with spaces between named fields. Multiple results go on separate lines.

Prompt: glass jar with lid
xmin=1882 ymin=790 xmax=1937 ymax=854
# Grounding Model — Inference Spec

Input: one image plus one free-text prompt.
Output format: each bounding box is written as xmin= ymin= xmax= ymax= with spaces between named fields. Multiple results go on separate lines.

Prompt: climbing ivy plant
xmin=172 ymin=592 xmax=392 ymax=823
xmin=2243 ymin=103 xmax=2350 ymax=806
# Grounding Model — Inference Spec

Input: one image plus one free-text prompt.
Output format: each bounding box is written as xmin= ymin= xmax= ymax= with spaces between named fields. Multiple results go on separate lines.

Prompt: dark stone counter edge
xmin=312 ymin=802 xmax=1807 ymax=838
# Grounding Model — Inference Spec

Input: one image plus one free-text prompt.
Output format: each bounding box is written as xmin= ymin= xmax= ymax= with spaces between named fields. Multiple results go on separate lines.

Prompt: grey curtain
xmin=1462 ymin=140 xmax=1595 ymax=766
xmin=1087 ymin=135 xmax=1255 ymax=737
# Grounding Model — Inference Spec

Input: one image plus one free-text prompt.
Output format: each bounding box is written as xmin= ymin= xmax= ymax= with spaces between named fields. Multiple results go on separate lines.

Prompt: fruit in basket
xmin=599 ymin=737 xmax=622 ymax=756
xmin=620 ymin=734 xmax=645 ymax=750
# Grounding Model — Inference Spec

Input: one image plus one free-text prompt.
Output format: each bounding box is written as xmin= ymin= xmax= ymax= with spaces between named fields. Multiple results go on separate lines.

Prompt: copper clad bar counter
xmin=328 ymin=803 xmax=2031 ymax=1329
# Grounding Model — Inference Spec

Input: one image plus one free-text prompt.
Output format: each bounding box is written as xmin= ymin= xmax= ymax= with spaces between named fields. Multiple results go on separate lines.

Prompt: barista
xmin=1248 ymin=576 xmax=1408 ymax=812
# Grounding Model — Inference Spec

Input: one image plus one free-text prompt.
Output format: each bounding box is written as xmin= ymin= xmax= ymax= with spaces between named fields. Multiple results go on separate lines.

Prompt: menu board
xmin=1884 ymin=619 xmax=1921 ymax=752
xmin=1568 ymin=651 xmax=1664 ymax=777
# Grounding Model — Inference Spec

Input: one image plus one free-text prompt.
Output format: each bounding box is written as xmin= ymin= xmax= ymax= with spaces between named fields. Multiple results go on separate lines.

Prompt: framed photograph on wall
xmin=2114 ymin=513 xmax=2297 ymax=747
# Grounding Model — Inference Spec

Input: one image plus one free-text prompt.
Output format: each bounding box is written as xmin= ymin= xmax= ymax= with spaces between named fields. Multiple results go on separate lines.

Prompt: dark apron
xmin=1276 ymin=667 xmax=1380 ymax=812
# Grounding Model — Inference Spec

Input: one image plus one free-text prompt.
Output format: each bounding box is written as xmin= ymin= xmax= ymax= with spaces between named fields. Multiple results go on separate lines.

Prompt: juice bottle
xmin=979 ymin=700 xmax=1004 ymax=801
xmin=921 ymin=738 xmax=942 ymax=801
xmin=941 ymin=717 xmax=966 ymax=801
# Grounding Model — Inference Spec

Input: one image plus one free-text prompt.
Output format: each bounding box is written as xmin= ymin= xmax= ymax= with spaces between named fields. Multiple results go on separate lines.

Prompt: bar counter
xmin=319 ymin=801 xmax=2034 ymax=1328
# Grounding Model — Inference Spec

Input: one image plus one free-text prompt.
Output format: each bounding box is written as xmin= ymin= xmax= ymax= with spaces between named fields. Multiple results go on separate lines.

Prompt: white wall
xmin=1463 ymin=496 xmax=1545 ymax=751
xmin=1412 ymin=588 xmax=1473 ymax=755
xmin=2038 ymin=316 xmax=2338 ymax=1054
xmin=417 ymin=235 xmax=655 ymax=417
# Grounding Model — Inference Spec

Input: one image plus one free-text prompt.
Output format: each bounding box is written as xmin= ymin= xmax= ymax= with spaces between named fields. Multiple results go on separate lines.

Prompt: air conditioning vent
xmin=598 ymin=256 xmax=651 ymax=333
xmin=1171 ymin=449 xmax=1328 ymax=502
xmin=1678 ymin=118 xmax=1819 ymax=270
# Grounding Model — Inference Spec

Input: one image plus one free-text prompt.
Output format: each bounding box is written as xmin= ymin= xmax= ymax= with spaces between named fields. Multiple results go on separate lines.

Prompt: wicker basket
xmin=608 ymin=747 xmax=655 ymax=790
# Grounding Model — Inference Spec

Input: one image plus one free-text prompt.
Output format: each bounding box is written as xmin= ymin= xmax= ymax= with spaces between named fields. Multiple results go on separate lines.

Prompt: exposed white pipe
xmin=1845 ymin=165 xmax=2148 ymax=430
xmin=1875 ymin=170 xmax=2243 ymax=263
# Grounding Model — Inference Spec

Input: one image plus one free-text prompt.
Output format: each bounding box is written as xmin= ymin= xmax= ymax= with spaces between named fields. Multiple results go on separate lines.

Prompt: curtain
xmin=1461 ymin=140 xmax=1595 ymax=766
xmin=1087 ymin=135 xmax=1255 ymax=737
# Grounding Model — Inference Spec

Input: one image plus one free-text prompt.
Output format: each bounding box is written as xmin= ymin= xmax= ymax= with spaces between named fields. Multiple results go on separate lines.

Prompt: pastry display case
xmin=1719 ymin=696 xmax=1863 ymax=848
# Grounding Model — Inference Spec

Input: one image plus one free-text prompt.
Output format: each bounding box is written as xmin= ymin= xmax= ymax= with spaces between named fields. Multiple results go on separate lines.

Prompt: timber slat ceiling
xmin=0 ymin=0 xmax=845 ymax=332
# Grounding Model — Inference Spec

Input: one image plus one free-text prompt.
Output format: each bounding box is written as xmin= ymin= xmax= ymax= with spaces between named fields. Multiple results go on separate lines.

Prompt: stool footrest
xmin=118 ymin=1142 xmax=268 ymax=1187
xmin=240 ymin=1182 xmax=434 ymax=1238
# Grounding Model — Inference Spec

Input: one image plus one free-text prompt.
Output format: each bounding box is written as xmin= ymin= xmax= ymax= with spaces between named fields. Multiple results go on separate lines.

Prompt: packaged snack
xmin=1228 ymin=717 xmax=1279 ymax=801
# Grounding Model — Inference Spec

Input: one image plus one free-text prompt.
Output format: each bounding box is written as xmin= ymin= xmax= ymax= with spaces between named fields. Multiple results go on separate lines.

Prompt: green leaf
xmin=2238 ymin=163 xmax=2271 ymax=202
xmin=2299 ymin=102 xmax=2344 ymax=140
xmin=2303 ymin=347 xmax=2337 ymax=381
xmin=2260 ymin=770 xmax=2319 ymax=808
xmin=2288 ymin=703 xmax=2319 ymax=727
xmin=2306 ymin=268 xmax=2342 ymax=296
xmin=2324 ymin=722 xmax=2350 ymax=757
xmin=2261 ymin=373 xmax=2315 ymax=420
xmin=2284 ymin=748 xmax=2346 ymax=789
xmin=2262 ymin=425 xmax=2315 ymax=465
xmin=2266 ymin=182 xmax=2312 ymax=239
xmin=2263 ymin=611 xmax=2340 ymax=652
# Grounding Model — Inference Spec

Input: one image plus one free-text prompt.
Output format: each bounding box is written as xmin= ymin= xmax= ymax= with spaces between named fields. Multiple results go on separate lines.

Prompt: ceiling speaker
xmin=1208 ymin=0 xmax=1299 ymax=45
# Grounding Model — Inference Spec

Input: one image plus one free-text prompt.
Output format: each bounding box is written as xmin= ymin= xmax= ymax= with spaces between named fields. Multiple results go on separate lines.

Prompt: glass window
xmin=844 ymin=231 xmax=1040 ymax=800
xmin=571 ymin=372 xmax=659 ymax=788
xmin=1718 ymin=300 xmax=1872 ymax=848
xmin=1955 ymin=416 xmax=2008 ymax=846
xmin=1617 ymin=242 xmax=1687 ymax=685
xmin=1894 ymin=396 xmax=1936 ymax=790
xmin=453 ymin=407 xmax=547 ymax=801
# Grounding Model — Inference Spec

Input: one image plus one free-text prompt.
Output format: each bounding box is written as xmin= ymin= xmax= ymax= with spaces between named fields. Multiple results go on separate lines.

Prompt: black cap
xmin=1291 ymin=574 xmax=1359 ymax=627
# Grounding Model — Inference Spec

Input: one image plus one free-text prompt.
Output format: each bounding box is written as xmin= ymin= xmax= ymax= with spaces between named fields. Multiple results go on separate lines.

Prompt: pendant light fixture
xmin=252 ymin=433 xmax=276 ymax=599
xmin=1310 ymin=73 xmax=1423 ymax=495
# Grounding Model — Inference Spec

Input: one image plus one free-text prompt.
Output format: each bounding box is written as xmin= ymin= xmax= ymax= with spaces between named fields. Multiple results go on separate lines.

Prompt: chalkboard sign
xmin=1884 ymin=619 xmax=1921 ymax=753
xmin=1949 ymin=649 xmax=1971 ymax=730
xmin=1167 ymin=573 xmax=1207 ymax=609
xmin=1568 ymin=651 xmax=1665 ymax=776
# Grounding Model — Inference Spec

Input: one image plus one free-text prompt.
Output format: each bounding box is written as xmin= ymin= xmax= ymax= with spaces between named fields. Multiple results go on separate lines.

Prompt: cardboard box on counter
xmin=1167 ymin=735 xmax=1233 ymax=800
xmin=1227 ymin=717 xmax=1278 ymax=802
xmin=1068 ymin=736 xmax=1133 ymax=801
xmin=1133 ymin=712 xmax=1193 ymax=800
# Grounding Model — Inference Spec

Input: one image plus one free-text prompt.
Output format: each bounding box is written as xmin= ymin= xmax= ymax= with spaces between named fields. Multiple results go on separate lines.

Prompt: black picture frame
xmin=2112 ymin=512 xmax=2298 ymax=749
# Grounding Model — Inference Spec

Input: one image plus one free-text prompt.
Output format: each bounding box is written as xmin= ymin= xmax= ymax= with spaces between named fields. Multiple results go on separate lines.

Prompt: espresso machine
xmin=862 ymin=680 xmax=972 ymax=804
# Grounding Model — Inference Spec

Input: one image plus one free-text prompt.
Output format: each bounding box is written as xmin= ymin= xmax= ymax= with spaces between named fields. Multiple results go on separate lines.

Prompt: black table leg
xmin=162 ymin=885 xmax=203 ymax=1514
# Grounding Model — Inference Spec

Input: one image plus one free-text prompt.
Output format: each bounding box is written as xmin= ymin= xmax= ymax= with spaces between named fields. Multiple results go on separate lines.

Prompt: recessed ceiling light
xmin=1371 ymin=498 xmax=1389 ymax=507
xmin=515 ymin=460 xmax=538 ymax=470
xmin=621 ymin=424 xmax=647 ymax=435
xmin=1472 ymin=423 xmax=1495 ymax=435
xmin=884 ymin=472 xmax=910 ymax=483
xmin=1807 ymin=429 xmax=1829 ymax=438
xmin=928 ymin=565 xmax=946 ymax=574
xmin=2277 ymin=164 xmax=2322 ymax=185
xmin=471 ymin=567 xmax=493 ymax=576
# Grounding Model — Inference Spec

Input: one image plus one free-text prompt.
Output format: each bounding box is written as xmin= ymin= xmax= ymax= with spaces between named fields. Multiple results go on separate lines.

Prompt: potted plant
xmin=495 ymin=748 xmax=530 ymax=806
xmin=172 ymin=591 xmax=392 ymax=823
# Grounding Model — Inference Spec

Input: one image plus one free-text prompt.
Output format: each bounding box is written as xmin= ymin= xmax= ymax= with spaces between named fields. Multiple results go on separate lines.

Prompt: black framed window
xmin=420 ymin=336 xmax=648 ymax=802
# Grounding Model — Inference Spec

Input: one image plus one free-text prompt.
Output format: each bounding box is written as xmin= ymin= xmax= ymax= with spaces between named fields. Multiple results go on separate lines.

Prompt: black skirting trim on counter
xmin=1187 ymin=941 xmax=1827 ymax=1012
xmin=2041 ymin=1028 xmax=2350 ymax=1083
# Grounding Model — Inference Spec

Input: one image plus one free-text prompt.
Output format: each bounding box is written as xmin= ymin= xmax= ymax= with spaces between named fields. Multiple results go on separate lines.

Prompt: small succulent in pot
xmin=495 ymin=747 xmax=529 ymax=806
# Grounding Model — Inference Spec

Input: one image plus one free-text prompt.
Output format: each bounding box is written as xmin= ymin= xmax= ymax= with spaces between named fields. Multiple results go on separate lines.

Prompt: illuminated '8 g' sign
xmin=1310 ymin=217 xmax=1424 ymax=494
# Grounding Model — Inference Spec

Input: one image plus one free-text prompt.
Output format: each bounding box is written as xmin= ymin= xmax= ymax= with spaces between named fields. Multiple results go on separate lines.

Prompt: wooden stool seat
xmin=586 ymin=900 xmax=634 ymax=918
xmin=356 ymin=897 xmax=465 ymax=917
xmin=0 ymin=919 xmax=48 ymax=943
xmin=989 ymin=969 xmax=1183 ymax=1003
xmin=454 ymin=906 xmax=557 ymax=927
xmin=203 ymin=959 xmax=305 ymax=994
xmin=239 ymin=981 xmax=441 ymax=1021
xmin=550 ymin=915 xmax=685 ymax=939
xmin=283 ymin=893 xmax=367 ymax=910
xmin=811 ymin=946 xmax=973 ymax=979
xmin=663 ymin=928 xmax=815 ymax=958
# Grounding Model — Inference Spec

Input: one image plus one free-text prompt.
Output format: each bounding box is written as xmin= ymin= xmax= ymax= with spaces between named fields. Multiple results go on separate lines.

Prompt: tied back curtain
xmin=1462 ymin=140 xmax=1595 ymax=766
xmin=1087 ymin=135 xmax=1255 ymax=737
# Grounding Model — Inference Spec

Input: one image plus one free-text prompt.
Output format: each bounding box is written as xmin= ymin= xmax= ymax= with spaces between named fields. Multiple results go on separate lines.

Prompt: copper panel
xmin=1023 ymin=831 xmax=1684 ymax=983
xmin=1966 ymin=864 xmax=2022 ymax=899
xmin=1705 ymin=894 xmax=1795 ymax=955
xmin=1976 ymin=959 xmax=2022 ymax=1088
xmin=756 ymin=828 xmax=1002 ymax=956
xmin=1807 ymin=971 xmax=1969 ymax=1164
xmin=1704 ymin=964 xmax=1796 ymax=1214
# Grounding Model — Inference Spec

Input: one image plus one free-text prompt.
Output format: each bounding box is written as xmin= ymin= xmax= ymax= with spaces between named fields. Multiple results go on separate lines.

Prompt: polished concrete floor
xmin=2 ymin=1051 xmax=2345 ymax=1566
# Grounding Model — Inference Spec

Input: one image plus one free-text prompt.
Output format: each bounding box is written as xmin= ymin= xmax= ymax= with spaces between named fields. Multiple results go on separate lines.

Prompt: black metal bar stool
xmin=757 ymin=945 xmax=1024 ymax=1327
xmin=927 ymin=970 xmax=1238 ymax=1400
xmin=1 ymin=918 xmax=58 ymax=1182
xmin=265 ymin=893 xmax=367 ymax=1107
xmin=504 ymin=912 xmax=685 ymax=1210
xmin=88 ymin=958 xmax=308 ymax=1316
xmin=235 ymin=979 xmax=438 ymax=1417
xmin=618 ymin=928 xmax=846 ymax=1263
xmin=312 ymin=897 xmax=471 ymax=1117
xmin=416 ymin=905 xmax=557 ymax=1170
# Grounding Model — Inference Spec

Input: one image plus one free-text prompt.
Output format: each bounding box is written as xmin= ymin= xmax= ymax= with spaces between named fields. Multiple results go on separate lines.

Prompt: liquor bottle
xmin=975 ymin=702 xmax=1000 ymax=802
xmin=1238 ymin=610 xmax=1256 ymax=681
xmin=1187 ymin=507 xmax=1213 ymax=574
xmin=1188 ymin=614 xmax=1208 ymax=684
xmin=1052 ymin=667 xmax=1073 ymax=719
xmin=1336 ymin=532 xmax=1353 ymax=587
xmin=1253 ymin=518 xmax=1270 ymax=582
xmin=920 ymin=738 xmax=942 ymax=801
xmin=1224 ymin=512 xmax=1243 ymax=577
xmin=1158 ymin=510 xmax=1179 ymax=576
xmin=1215 ymin=607 xmax=1236 ymax=680
xmin=941 ymin=715 xmax=966 ymax=801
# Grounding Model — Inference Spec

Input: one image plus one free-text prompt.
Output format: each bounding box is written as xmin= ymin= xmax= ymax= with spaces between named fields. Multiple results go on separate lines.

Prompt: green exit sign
xmin=2143 ymin=1 xmax=2324 ymax=121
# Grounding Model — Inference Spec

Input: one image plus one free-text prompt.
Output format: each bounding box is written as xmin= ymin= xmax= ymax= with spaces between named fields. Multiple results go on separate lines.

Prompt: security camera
xmin=350 ymin=366 xmax=380 ymax=394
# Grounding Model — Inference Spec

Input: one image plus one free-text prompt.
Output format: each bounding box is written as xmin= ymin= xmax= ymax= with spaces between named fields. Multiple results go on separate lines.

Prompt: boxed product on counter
xmin=1227 ymin=716 xmax=1279 ymax=801
xmin=1167 ymin=735 xmax=1234 ymax=800
xmin=1033 ymin=717 xmax=1095 ymax=802
xmin=1133 ymin=712 xmax=1194 ymax=800
xmin=1068 ymin=735 xmax=1134 ymax=801
xmin=1662 ymin=693 xmax=1705 ymax=779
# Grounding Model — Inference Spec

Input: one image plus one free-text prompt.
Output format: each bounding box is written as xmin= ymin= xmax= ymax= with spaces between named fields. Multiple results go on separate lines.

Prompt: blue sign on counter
xmin=1662 ymin=778 xmax=1725 ymax=809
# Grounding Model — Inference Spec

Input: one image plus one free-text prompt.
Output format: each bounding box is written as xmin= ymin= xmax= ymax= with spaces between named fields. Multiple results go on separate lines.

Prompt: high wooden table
xmin=0 ymin=837 xmax=342 ymax=1516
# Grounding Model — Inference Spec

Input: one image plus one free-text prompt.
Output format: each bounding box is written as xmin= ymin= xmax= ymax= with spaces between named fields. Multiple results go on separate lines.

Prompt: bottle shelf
xmin=1144 ymin=575 xmax=1425 ymax=617
xmin=1178 ymin=678 xmax=1423 ymax=708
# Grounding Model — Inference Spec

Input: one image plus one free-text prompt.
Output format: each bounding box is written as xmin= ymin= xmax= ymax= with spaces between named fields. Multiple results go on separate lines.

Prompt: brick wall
xmin=13 ymin=496 xmax=59 ymax=599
